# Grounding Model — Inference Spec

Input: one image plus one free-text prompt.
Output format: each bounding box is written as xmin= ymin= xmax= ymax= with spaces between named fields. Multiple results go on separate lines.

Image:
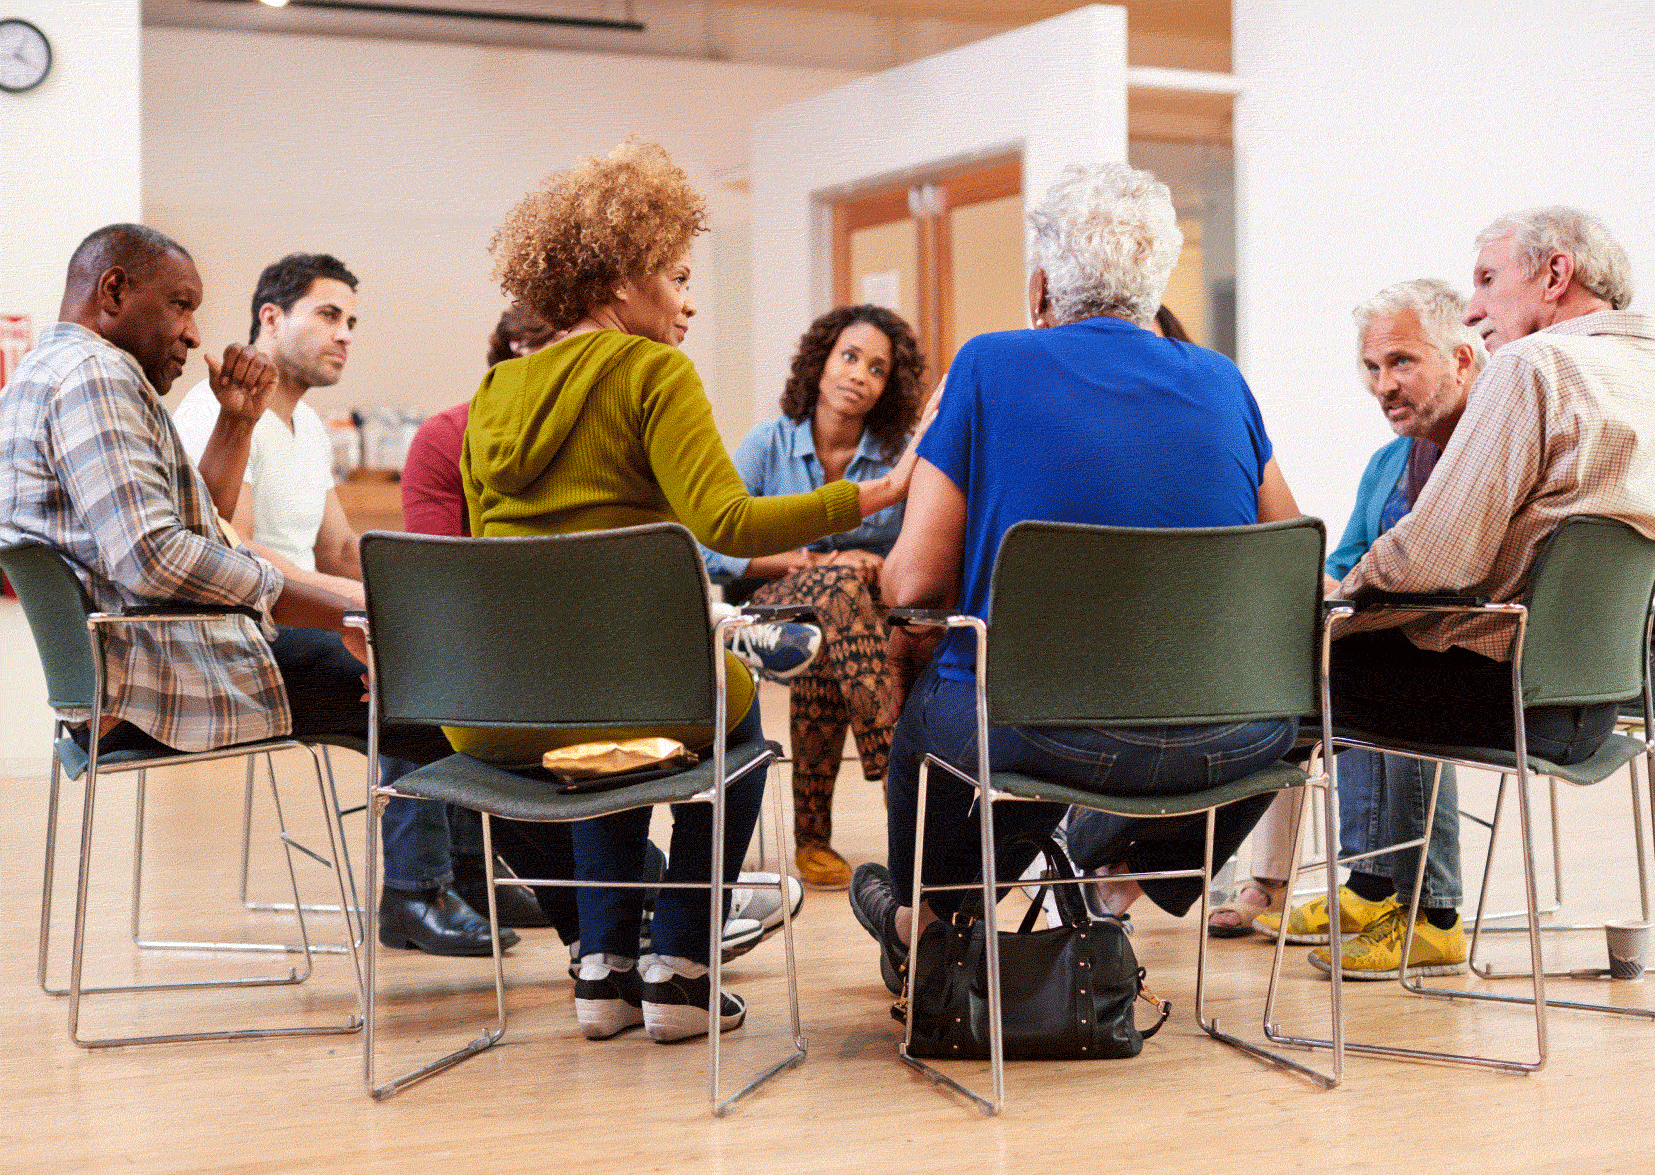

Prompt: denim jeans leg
xmin=569 ymin=806 xmax=651 ymax=958
xmin=646 ymin=701 xmax=769 ymax=963
xmin=1373 ymin=754 xmax=1461 ymax=909
xmin=884 ymin=667 xmax=1061 ymax=913
xmin=379 ymin=757 xmax=454 ymax=891
xmin=1334 ymin=749 xmax=1379 ymax=862
xmin=1012 ymin=719 xmax=1295 ymax=916
xmin=885 ymin=665 xmax=982 ymax=908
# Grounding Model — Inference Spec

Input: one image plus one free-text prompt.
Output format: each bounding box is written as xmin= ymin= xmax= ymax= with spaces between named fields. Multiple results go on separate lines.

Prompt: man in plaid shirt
xmin=1312 ymin=207 xmax=1655 ymax=981
xmin=0 ymin=224 xmax=450 ymax=768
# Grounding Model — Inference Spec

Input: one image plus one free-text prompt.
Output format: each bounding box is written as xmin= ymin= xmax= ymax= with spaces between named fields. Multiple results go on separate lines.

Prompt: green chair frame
xmin=352 ymin=524 xmax=805 ymax=1113
xmin=1264 ymin=515 xmax=1655 ymax=1073
xmin=892 ymin=517 xmax=1340 ymax=1113
xmin=0 ymin=541 xmax=363 ymax=1048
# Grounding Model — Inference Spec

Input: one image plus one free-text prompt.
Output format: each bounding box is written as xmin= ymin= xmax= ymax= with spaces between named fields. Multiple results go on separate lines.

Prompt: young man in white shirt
xmin=173 ymin=254 xmax=514 ymax=957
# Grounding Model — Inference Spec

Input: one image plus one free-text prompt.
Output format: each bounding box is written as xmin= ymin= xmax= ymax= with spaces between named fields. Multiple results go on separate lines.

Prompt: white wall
xmin=0 ymin=0 xmax=142 ymax=344
xmin=750 ymin=4 xmax=1129 ymax=413
xmin=142 ymin=27 xmax=854 ymax=444
xmin=1234 ymin=0 xmax=1655 ymax=532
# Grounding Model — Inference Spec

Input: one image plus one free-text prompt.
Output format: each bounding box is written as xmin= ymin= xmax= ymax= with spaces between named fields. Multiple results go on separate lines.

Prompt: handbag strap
xmin=959 ymin=835 xmax=1095 ymax=932
xmin=1136 ymin=969 xmax=1171 ymax=1039
xmin=1027 ymin=836 xmax=1094 ymax=929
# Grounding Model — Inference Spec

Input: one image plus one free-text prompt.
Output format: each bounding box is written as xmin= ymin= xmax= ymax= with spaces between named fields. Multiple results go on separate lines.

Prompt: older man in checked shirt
xmin=0 ymin=224 xmax=451 ymax=769
xmin=1311 ymin=207 xmax=1655 ymax=980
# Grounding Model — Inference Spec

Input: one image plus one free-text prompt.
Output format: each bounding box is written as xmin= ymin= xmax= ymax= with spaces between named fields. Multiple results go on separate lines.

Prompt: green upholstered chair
xmin=892 ymin=517 xmax=1338 ymax=1113
xmin=1266 ymin=515 xmax=1655 ymax=1074
xmin=352 ymin=523 xmax=804 ymax=1113
xmin=0 ymin=541 xmax=362 ymax=1049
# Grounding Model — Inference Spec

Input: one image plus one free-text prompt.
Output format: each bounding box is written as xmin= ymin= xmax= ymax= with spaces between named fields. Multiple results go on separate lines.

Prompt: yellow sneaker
xmin=1254 ymin=886 xmax=1398 ymax=944
xmin=1308 ymin=907 xmax=1468 ymax=981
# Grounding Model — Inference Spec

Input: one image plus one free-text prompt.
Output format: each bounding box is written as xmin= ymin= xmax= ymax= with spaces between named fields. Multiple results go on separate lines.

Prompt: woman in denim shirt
xmin=704 ymin=305 xmax=926 ymax=888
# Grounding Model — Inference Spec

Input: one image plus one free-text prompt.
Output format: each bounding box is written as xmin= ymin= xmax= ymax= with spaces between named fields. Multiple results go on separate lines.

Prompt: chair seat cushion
xmin=384 ymin=737 xmax=778 ymax=821
xmin=53 ymin=735 xmax=309 ymax=782
xmin=1328 ymin=727 xmax=1645 ymax=787
xmin=981 ymin=758 xmax=1308 ymax=816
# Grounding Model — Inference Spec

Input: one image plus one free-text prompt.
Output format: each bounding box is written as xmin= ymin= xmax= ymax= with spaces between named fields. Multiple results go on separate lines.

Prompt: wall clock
xmin=1 ymin=18 xmax=51 ymax=93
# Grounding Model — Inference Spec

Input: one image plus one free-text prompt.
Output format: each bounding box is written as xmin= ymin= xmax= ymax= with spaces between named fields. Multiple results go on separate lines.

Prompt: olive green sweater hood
xmin=465 ymin=330 xmax=659 ymax=496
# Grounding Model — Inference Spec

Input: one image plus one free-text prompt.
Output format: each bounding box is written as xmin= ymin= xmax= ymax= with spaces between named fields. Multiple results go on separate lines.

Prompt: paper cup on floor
xmin=1605 ymin=919 xmax=1651 ymax=980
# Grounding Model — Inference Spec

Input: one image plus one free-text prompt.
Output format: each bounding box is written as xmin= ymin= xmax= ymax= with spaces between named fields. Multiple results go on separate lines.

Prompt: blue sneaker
xmin=730 ymin=621 xmax=822 ymax=681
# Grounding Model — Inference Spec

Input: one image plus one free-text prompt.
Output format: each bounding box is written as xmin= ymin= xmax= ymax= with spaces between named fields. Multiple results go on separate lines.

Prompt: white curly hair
xmin=1026 ymin=162 xmax=1182 ymax=328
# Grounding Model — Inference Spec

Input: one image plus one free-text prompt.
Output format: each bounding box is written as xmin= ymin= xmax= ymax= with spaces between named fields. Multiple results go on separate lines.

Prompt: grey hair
xmin=1475 ymin=206 xmax=1633 ymax=311
xmin=1027 ymin=162 xmax=1182 ymax=328
xmin=1353 ymin=278 xmax=1487 ymax=372
xmin=66 ymin=223 xmax=190 ymax=290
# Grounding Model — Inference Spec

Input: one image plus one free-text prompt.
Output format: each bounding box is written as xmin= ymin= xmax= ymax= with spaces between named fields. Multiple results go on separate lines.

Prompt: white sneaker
xmin=640 ymin=954 xmax=746 ymax=1042
xmin=573 ymin=954 xmax=644 ymax=1040
xmin=728 ymin=872 xmax=805 ymax=948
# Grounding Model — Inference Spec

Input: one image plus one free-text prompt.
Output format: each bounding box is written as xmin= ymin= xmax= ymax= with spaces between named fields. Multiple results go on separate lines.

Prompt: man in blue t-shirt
xmin=846 ymin=162 xmax=1304 ymax=992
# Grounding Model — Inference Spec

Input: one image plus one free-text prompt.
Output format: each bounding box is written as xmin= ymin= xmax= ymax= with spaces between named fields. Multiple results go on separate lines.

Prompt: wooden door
xmin=831 ymin=155 xmax=1023 ymax=383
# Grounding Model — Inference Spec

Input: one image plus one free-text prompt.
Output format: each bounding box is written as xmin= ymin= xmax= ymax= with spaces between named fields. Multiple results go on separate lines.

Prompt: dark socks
xmin=1345 ymin=870 xmax=1395 ymax=903
xmin=1346 ymin=871 xmax=1457 ymax=929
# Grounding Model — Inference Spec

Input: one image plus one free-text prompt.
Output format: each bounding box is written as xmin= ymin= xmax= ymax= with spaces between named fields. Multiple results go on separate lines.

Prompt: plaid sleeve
xmin=1340 ymin=353 xmax=1541 ymax=598
xmin=46 ymin=352 xmax=281 ymax=609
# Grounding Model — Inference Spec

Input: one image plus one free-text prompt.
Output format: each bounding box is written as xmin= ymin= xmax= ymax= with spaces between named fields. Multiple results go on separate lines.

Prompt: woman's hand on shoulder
xmin=857 ymin=376 xmax=946 ymax=516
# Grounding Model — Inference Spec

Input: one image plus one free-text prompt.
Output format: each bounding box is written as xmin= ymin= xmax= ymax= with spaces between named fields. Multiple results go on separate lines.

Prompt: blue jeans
xmin=570 ymin=702 xmax=767 ymax=964
xmin=1335 ymin=749 xmax=1461 ymax=907
xmin=378 ymin=758 xmax=454 ymax=892
xmin=886 ymin=664 xmax=1295 ymax=918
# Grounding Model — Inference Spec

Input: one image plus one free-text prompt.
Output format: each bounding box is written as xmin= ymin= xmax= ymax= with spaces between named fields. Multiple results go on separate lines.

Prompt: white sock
xmin=640 ymin=953 xmax=707 ymax=981
xmin=578 ymin=953 xmax=636 ymax=979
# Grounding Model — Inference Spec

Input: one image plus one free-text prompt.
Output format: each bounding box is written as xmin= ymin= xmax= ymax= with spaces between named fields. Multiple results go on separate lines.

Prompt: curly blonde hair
xmin=489 ymin=140 xmax=709 ymax=330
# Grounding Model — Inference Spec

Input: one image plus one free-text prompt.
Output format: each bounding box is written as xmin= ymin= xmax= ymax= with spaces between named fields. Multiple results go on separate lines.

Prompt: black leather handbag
xmin=898 ymin=841 xmax=1169 ymax=1060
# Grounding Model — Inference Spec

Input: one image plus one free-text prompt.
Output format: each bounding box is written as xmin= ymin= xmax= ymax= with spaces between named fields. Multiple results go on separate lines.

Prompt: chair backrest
xmin=359 ymin=523 xmax=718 ymax=730
xmin=984 ymin=518 xmax=1326 ymax=728
xmin=0 ymin=542 xmax=97 ymax=711
xmin=1519 ymin=515 xmax=1655 ymax=707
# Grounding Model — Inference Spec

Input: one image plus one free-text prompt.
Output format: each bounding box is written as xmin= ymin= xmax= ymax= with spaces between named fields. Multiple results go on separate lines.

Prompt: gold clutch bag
xmin=541 ymin=737 xmax=698 ymax=792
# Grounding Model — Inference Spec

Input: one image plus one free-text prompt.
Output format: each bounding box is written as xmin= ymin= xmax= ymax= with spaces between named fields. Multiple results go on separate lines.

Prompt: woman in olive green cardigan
xmin=466 ymin=140 xmax=925 ymax=1044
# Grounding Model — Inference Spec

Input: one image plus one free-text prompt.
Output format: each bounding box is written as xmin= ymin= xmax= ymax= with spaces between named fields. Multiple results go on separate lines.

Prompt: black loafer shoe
xmin=452 ymin=854 xmax=553 ymax=928
xmin=849 ymin=862 xmax=908 ymax=995
xmin=378 ymin=884 xmax=519 ymax=956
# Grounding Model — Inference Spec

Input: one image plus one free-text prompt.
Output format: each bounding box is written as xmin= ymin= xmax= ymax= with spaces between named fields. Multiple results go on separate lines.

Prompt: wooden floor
xmin=4 ymin=599 xmax=1654 ymax=1173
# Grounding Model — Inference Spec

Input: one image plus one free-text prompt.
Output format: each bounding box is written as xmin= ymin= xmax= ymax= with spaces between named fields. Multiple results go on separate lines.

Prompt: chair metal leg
xmin=1470 ymin=763 xmax=1655 ymax=977
xmin=1212 ymin=772 xmax=1342 ymax=1088
xmin=66 ymin=726 xmax=360 ymax=1047
xmin=37 ymin=729 xmax=67 ymax=995
xmin=1466 ymin=775 xmax=1565 ymax=935
xmin=1267 ymin=757 xmax=1550 ymax=1072
xmin=238 ymin=748 xmax=367 ymax=946
xmin=128 ymin=754 xmax=327 ymax=960
xmin=710 ymin=749 xmax=807 ymax=1116
xmin=1630 ymin=756 xmax=1651 ymax=922
xmin=898 ymin=755 xmax=1002 ymax=1115
xmin=363 ymin=790 xmax=507 ymax=1099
